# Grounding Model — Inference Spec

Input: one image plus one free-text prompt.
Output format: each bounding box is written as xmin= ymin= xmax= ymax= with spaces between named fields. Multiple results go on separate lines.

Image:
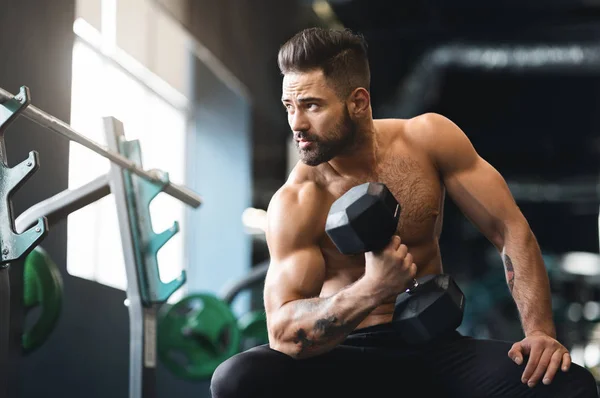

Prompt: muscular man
xmin=211 ymin=27 xmax=598 ymax=397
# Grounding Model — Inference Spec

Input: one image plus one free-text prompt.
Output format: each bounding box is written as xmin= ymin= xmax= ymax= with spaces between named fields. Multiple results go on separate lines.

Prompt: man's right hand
xmin=363 ymin=236 xmax=417 ymax=299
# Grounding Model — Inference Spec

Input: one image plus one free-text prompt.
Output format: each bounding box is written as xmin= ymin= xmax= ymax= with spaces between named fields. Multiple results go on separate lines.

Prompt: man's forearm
xmin=502 ymin=222 xmax=556 ymax=338
xmin=269 ymin=277 xmax=382 ymax=359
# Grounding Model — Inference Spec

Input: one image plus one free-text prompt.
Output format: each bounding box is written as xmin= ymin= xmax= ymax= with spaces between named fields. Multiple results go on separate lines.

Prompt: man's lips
xmin=297 ymin=139 xmax=314 ymax=149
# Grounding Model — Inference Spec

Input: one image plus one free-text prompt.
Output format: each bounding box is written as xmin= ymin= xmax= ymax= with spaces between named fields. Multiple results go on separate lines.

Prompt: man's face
xmin=281 ymin=70 xmax=357 ymax=166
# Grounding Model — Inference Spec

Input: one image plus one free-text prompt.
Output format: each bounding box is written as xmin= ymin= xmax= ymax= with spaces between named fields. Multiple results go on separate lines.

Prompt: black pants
xmin=210 ymin=323 xmax=598 ymax=398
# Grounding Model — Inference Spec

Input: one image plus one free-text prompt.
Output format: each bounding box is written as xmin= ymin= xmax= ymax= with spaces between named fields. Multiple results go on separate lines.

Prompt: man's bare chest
xmin=325 ymin=156 xmax=443 ymax=246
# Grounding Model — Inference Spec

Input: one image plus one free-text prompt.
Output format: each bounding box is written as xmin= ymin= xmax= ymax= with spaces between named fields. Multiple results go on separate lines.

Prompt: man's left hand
xmin=508 ymin=331 xmax=571 ymax=388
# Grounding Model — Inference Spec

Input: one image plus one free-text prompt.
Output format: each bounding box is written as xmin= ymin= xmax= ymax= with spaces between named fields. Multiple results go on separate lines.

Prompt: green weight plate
xmin=238 ymin=311 xmax=268 ymax=350
xmin=23 ymin=246 xmax=63 ymax=354
xmin=157 ymin=293 xmax=241 ymax=380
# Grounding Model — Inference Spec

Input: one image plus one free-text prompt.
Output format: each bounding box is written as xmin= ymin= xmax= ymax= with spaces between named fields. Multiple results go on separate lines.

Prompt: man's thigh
xmin=423 ymin=335 xmax=598 ymax=398
xmin=289 ymin=341 xmax=447 ymax=398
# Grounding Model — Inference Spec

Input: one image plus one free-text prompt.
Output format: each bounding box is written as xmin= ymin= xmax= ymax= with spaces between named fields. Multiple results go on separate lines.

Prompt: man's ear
xmin=347 ymin=87 xmax=370 ymax=117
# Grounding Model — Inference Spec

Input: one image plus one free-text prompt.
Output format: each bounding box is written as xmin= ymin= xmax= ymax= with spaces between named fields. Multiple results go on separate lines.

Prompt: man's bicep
xmin=263 ymin=183 xmax=327 ymax=311
xmin=264 ymin=245 xmax=326 ymax=312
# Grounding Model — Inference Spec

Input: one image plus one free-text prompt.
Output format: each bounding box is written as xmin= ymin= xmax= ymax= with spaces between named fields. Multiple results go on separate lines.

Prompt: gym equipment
xmin=0 ymin=87 xmax=47 ymax=264
xmin=105 ymin=117 xmax=186 ymax=398
xmin=325 ymin=182 xmax=465 ymax=344
xmin=237 ymin=311 xmax=268 ymax=351
xmin=15 ymin=174 xmax=110 ymax=234
xmin=0 ymin=83 xmax=202 ymax=398
xmin=105 ymin=118 xmax=185 ymax=305
xmin=325 ymin=182 xmax=400 ymax=255
xmin=221 ymin=260 xmax=269 ymax=304
xmin=22 ymin=246 xmax=63 ymax=354
xmin=0 ymin=86 xmax=201 ymax=207
xmin=158 ymin=261 xmax=271 ymax=381
xmin=392 ymin=273 xmax=465 ymax=344
xmin=0 ymin=86 xmax=48 ymax=398
xmin=157 ymin=293 xmax=241 ymax=380
xmin=221 ymin=260 xmax=270 ymax=351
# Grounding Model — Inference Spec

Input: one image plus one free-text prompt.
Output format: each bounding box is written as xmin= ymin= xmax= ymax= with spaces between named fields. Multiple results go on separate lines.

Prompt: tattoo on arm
xmin=294 ymin=329 xmax=313 ymax=350
xmin=293 ymin=315 xmax=352 ymax=354
xmin=503 ymin=254 xmax=515 ymax=293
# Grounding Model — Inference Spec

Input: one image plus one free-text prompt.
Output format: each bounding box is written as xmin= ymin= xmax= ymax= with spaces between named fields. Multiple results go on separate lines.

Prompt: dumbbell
xmin=325 ymin=182 xmax=465 ymax=344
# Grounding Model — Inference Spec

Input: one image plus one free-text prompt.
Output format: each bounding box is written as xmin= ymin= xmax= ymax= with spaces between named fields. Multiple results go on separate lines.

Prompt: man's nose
xmin=290 ymin=110 xmax=310 ymax=132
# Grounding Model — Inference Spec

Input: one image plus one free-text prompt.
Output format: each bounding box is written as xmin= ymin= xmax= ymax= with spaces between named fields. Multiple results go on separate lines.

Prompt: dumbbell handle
xmin=405 ymin=278 xmax=419 ymax=294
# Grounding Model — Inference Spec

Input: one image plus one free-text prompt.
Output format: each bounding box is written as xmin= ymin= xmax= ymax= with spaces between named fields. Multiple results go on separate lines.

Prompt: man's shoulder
xmin=270 ymin=177 xmax=325 ymax=212
xmin=377 ymin=112 xmax=462 ymax=151
xmin=377 ymin=112 xmax=453 ymax=137
xmin=266 ymin=170 xmax=329 ymax=245
xmin=268 ymin=163 xmax=325 ymax=212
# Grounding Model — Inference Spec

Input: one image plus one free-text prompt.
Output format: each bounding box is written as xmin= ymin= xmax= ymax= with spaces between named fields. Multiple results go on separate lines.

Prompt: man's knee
xmin=561 ymin=363 xmax=599 ymax=398
xmin=210 ymin=349 xmax=262 ymax=398
xmin=210 ymin=345 xmax=294 ymax=398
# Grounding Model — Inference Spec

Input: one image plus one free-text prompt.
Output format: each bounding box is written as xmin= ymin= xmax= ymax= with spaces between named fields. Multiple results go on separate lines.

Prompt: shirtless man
xmin=210 ymin=27 xmax=598 ymax=398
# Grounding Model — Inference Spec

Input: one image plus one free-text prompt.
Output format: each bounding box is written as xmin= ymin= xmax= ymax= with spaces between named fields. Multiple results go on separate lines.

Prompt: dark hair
xmin=277 ymin=27 xmax=370 ymax=98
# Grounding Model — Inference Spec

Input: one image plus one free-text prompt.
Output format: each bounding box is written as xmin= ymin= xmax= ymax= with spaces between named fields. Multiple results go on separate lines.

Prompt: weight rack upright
xmin=0 ymin=86 xmax=202 ymax=398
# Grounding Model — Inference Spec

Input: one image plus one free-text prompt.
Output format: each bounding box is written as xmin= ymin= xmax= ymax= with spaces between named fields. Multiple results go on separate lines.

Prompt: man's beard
xmin=295 ymin=108 xmax=357 ymax=166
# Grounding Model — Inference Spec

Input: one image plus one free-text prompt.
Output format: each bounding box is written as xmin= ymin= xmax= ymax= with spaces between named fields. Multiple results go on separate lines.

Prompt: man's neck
xmin=327 ymin=119 xmax=379 ymax=179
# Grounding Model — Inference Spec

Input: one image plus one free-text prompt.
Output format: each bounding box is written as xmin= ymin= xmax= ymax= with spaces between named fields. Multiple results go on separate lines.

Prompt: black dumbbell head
xmin=325 ymin=182 xmax=401 ymax=255
xmin=392 ymin=274 xmax=465 ymax=344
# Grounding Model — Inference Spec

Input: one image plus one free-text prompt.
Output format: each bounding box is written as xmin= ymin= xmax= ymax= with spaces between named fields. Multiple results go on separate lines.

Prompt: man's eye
xmin=307 ymin=103 xmax=318 ymax=110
